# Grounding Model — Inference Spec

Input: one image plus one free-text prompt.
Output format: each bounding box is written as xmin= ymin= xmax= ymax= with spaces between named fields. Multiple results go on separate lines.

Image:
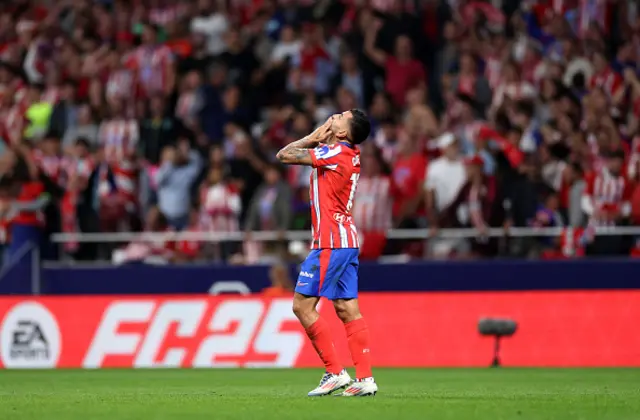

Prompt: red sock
xmin=305 ymin=317 xmax=343 ymax=375
xmin=344 ymin=318 xmax=373 ymax=379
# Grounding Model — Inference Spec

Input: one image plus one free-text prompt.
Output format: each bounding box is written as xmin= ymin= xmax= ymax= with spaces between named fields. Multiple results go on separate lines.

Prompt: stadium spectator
xmin=425 ymin=133 xmax=466 ymax=228
xmin=245 ymin=163 xmax=291 ymax=234
xmin=353 ymin=145 xmax=391 ymax=260
xmin=562 ymin=161 xmax=587 ymax=227
xmin=450 ymin=52 xmax=492 ymax=113
xmin=582 ymin=149 xmax=633 ymax=255
xmin=139 ymin=94 xmax=178 ymax=165
xmin=62 ymin=103 xmax=99 ymax=150
xmin=49 ymin=79 xmax=79 ymax=141
xmin=425 ymin=133 xmax=467 ymax=258
xmin=155 ymin=138 xmax=203 ymax=230
xmin=199 ymin=165 xmax=241 ymax=260
xmin=364 ymin=19 xmax=425 ymax=107
xmin=262 ymin=262 xmax=294 ymax=296
xmin=190 ymin=0 xmax=229 ymax=57
xmin=460 ymin=155 xmax=499 ymax=257
xmin=390 ymin=127 xmax=426 ymax=229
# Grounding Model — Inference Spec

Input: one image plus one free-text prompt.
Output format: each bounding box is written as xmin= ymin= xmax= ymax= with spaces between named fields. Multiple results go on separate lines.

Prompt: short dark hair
xmin=75 ymin=137 xmax=90 ymax=149
xmin=349 ymin=108 xmax=370 ymax=145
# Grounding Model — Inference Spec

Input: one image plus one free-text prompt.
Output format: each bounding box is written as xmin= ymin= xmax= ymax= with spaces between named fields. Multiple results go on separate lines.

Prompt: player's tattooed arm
xmin=276 ymin=120 xmax=332 ymax=165
xmin=275 ymin=136 xmax=315 ymax=165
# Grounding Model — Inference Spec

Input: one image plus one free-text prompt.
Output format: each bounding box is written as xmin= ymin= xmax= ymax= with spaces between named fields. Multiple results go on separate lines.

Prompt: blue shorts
xmin=294 ymin=248 xmax=359 ymax=300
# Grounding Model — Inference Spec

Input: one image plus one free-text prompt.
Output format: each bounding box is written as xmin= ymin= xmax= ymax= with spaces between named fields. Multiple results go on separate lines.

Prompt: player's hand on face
xmin=315 ymin=118 xmax=333 ymax=143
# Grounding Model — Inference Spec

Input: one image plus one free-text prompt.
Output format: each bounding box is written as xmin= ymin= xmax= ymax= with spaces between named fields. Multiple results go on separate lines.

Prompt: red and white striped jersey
xmin=352 ymin=175 xmax=391 ymax=233
xmin=199 ymin=183 xmax=241 ymax=233
xmin=309 ymin=142 xmax=361 ymax=249
xmin=4 ymin=103 xmax=27 ymax=146
xmin=585 ymin=132 xmax=604 ymax=173
xmin=66 ymin=156 xmax=95 ymax=181
xmin=582 ymin=169 xmax=633 ymax=226
xmin=577 ymin=0 xmax=611 ymax=38
xmin=484 ymin=55 xmax=503 ymax=89
xmin=106 ymin=68 xmax=135 ymax=102
xmin=127 ymin=45 xmax=174 ymax=97
xmin=559 ymin=227 xmax=590 ymax=257
xmin=590 ymin=67 xmax=623 ymax=99
xmin=99 ymin=118 xmax=139 ymax=209
xmin=100 ymin=118 xmax=139 ymax=162
xmin=32 ymin=151 xmax=68 ymax=187
xmin=13 ymin=82 xmax=27 ymax=107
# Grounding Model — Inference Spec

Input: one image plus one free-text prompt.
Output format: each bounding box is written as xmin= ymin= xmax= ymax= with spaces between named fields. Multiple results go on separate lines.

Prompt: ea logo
xmin=1 ymin=302 xmax=61 ymax=368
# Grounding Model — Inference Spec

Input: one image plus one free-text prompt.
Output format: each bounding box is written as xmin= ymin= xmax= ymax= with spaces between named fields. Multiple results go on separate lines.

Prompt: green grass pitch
xmin=0 ymin=369 xmax=638 ymax=420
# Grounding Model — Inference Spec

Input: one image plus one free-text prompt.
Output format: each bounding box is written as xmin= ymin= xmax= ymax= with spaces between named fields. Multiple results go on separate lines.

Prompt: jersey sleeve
xmin=310 ymin=144 xmax=344 ymax=170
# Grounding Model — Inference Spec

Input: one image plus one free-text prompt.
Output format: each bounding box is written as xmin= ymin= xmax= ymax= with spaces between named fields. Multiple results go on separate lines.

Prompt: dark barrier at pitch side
xmin=1 ymin=259 xmax=639 ymax=295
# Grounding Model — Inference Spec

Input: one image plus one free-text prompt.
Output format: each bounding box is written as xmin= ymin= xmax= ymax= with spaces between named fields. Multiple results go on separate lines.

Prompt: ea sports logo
xmin=1 ymin=302 xmax=61 ymax=368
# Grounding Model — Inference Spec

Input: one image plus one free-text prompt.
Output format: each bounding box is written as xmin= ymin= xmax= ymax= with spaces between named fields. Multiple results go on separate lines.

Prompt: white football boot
xmin=307 ymin=369 xmax=352 ymax=396
xmin=337 ymin=377 xmax=378 ymax=397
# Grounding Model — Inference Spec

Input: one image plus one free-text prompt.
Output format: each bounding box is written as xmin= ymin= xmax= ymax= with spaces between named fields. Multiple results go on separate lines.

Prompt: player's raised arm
xmin=276 ymin=120 xmax=332 ymax=165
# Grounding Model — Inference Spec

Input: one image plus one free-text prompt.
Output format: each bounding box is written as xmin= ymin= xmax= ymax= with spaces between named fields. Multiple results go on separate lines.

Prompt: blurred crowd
xmin=1 ymin=0 xmax=640 ymax=265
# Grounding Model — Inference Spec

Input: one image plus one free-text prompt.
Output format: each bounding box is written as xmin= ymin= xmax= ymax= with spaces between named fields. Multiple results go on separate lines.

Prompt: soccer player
xmin=276 ymin=109 xmax=377 ymax=397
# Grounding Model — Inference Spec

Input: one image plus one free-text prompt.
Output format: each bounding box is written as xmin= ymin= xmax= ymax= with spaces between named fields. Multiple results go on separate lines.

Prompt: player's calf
xmin=333 ymin=299 xmax=374 ymax=382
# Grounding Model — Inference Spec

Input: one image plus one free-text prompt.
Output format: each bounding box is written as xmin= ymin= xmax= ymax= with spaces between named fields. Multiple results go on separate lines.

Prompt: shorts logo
xmin=297 ymin=282 xmax=308 ymax=287
xmin=1 ymin=302 xmax=61 ymax=369
xmin=300 ymin=271 xmax=314 ymax=279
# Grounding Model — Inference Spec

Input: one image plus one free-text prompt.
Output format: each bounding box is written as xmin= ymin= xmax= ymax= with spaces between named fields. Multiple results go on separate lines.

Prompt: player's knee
xmin=292 ymin=296 xmax=314 ymax=320
xmin=333 ymin=299 xmax=361 ymax=323
xmin=292 ymin=299 xmax=305 ymax=318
